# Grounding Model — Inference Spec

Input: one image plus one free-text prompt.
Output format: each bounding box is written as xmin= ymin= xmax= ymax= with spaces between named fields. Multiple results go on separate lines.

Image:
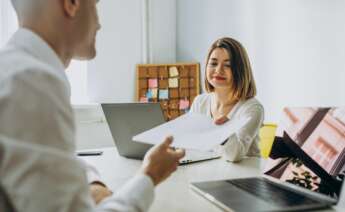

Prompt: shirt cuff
xmin=77 ymin=157 xmax=103 ymax=184
xmin=98 ymin=174 xmax=155 ymax=212
xmin=116 ymin=174 xmax=155 ymax=211
xmin=220 ymin=134 xmax=244 ymax=162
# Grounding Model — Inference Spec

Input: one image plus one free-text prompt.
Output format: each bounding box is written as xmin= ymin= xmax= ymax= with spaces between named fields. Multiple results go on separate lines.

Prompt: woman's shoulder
xmin=239 ymin=97 xmax=264 ymax=112
xmin=193 ymin=93 xmax=212 ymax=104
xmin=190 ymin=93 xmax=212 ymax=113
xmin=234 ymin=98 xmax=264 ymax=123
xmin=242 ymin=97 xmax=262 ymax=107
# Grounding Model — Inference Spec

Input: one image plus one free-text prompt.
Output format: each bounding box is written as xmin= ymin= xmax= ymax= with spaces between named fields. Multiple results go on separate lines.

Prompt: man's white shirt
xmin=0 ymin=28 xmax=154 ymax=212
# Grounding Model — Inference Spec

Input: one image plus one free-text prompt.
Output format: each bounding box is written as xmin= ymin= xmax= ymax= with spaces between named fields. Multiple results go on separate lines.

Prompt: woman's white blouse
xmin=190 ymin=93 xmax=264 ymax=162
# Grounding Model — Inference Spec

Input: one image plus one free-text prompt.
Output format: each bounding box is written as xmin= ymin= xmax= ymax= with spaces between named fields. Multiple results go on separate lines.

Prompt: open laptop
xmin=190 ymin=107 xmax=345 ymax=211
xmin=101 ymin=103 xmax=220 ymax=164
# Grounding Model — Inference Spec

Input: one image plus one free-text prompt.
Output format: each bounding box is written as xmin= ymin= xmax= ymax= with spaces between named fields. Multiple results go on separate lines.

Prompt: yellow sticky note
xmin=169 ymin=78 xmax=178 ymax=88
xmin=151 ymin=88 xmax=158 ymax=98
xmin=169 ymin=66 xmax=179 ymax=77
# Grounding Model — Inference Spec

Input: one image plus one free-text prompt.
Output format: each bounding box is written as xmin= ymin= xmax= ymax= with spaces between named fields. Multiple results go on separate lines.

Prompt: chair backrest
xmin=259 ymin=123 xmax=277 ymax=158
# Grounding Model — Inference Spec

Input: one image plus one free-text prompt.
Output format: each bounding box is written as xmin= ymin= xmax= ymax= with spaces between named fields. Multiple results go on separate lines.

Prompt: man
xmin=0 ymin=0 xmax=185 ymax=211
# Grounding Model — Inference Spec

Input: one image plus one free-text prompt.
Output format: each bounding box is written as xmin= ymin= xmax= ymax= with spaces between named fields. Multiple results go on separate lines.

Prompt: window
xmin=0 ymin=0 xmax=17 ymax=47
xmin=0 ymin=2 xmax=89 ymax=105
xmin=310 ymin=137 xmax=337 ymax=171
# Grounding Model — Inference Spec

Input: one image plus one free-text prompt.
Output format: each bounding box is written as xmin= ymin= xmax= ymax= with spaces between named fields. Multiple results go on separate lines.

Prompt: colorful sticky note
xmin=159 ymin=89 xmax=169 ymax=100
xmin=168 ymin=78 xmax=178 ymax=88
xmin=148 ymin=79 xmax=158 ymax=88
xmin=146 ymin=90 xmax=153 ymax=99
xmin=151 ymin=88 xmax=158 ymax=98
xmin=169 ymin=66 xmax=179 ymax=77
xmin=139 ymin=97 xmax=148 ymax=103
xmin=179 ymin=99 xmax=190 ymax=110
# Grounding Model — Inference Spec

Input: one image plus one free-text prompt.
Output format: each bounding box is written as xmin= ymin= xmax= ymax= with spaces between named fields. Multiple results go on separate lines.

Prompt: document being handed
xmin=133 ymin=113 xmax=249 ymax=151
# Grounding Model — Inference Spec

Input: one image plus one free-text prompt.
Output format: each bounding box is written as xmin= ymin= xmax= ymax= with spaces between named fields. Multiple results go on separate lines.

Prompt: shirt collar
xmin=7 ymin=28 xmax=69 ymax=86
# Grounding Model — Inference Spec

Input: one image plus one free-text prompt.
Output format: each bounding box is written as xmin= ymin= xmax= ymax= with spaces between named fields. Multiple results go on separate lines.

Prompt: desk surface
xmin=81 ymin=147 xmax=341 ymax=212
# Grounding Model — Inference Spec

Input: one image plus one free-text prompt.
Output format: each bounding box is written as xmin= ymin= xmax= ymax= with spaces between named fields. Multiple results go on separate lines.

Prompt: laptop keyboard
xmin=227 ymin=177 xmax=319 ymax=206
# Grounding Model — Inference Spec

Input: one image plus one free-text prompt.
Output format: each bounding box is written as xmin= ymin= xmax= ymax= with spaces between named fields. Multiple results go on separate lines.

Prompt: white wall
xmin=149 ymin=0 xmax=176 ymax=63
xmin=88 ymin=0 xmax=143 ymax=103
xmin=88 ymin=0 xmax=176 ymax=103
xmin=177 ymin=0 xmax=345 ymax=122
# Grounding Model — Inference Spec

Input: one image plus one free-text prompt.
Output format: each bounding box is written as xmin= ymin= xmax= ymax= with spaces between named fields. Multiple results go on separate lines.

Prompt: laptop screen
xmin=264 ymin=107 xmax=345 ymax=199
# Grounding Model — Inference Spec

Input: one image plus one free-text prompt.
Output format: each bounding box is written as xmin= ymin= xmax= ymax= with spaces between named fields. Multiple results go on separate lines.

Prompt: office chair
xmin=259 ymin=123 xmax=277 ymax=158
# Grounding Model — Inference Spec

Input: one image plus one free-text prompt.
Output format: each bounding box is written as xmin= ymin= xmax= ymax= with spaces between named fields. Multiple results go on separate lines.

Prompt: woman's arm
xmin=220 ymin=103 xmax=264 ymax=162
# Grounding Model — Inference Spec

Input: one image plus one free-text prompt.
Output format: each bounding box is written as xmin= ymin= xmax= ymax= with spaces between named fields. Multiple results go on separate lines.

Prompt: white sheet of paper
xmin=132 ymin=113 xmax=250 ymax=151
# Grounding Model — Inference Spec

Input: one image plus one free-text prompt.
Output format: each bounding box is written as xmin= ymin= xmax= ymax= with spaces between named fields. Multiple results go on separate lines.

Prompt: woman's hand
xmin=214 ymin=115 xmax=229 ymax=125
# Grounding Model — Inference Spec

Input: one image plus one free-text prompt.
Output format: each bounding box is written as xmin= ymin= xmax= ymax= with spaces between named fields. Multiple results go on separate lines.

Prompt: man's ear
xmin=63 ymin=0 xmax=80 ymax=18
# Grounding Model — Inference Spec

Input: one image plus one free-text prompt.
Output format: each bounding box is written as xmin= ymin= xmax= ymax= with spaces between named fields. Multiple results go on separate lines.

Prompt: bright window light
xmin=1 ymin=2 xmax=90 ymax=105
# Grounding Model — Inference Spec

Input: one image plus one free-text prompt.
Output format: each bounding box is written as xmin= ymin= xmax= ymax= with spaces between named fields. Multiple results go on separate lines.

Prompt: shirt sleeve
xmin=220 ymin=103 xmax=264 ymax=162
xmin=0 ymin=70 xmax=155 ymax=212
xmin=78 ymin=158 xmax=103 ymax=184
xmin=77 ymin=158 xmax=155 ymax=211
xmin=96 ymin=174 xmax=154 ymax=212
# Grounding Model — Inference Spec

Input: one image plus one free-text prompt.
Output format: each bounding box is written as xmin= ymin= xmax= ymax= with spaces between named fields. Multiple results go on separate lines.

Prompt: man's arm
xmin=0 ymin=69 xmax=185 ymax=212
xmin=0 ymin=69 xmax=97 ymax=211
xmin=94 ymin=137 xmax=184 ymax=211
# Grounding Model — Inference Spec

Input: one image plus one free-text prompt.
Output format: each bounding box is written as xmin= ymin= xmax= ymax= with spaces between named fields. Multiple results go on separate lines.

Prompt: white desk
xmin=81 ymin=147 xmax=340 ymax=212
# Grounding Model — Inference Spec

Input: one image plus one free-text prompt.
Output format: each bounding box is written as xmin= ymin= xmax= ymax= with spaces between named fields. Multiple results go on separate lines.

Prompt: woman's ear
xmin=62 ymin=0 xmax=80 ymax=18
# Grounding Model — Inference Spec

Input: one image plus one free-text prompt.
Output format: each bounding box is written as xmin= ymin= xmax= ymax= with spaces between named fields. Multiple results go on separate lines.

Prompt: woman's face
xmin=206 ymin=48 xmax=233 ymax=90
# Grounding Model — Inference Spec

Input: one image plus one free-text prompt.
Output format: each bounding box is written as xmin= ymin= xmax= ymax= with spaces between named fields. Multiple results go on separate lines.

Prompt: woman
xmin=190 ymin=37 xmax=264 ymax=162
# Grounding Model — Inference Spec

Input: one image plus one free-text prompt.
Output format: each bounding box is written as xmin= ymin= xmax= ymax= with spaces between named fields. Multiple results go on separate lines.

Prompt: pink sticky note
xmin=148 ymin=79 xmax=158 ymax=88
xmin=179 ymin=99 xmax=190 ymax=110
xmin=140 ymin=97 xmax=148 ymax=103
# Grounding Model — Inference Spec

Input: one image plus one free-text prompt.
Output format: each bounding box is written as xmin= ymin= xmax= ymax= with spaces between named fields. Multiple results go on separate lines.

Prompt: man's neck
xmin=21 ymin=24 xmax=72 ymax=68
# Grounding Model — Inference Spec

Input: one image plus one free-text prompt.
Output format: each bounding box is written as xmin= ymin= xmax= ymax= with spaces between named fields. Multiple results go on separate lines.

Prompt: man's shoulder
xmin=0 ymin=46 xmax=67 ymax=94
xmin=0 ymin=50 xmax=70 ymax=113
xmin=0 ymin=46 xmax=56 ymax=79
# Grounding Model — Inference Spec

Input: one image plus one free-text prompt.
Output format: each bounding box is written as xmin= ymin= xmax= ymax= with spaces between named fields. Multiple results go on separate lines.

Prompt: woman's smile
xmin=212 ymin=75 xmax=227 ymax=81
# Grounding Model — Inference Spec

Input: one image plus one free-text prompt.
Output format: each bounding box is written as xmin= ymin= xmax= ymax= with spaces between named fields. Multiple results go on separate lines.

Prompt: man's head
xmin=11 ymin=0 xmax=101 ymax=66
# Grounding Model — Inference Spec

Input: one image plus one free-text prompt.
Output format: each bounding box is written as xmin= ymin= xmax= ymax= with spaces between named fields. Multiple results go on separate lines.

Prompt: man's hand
xmin=89 ymin=182 xmax=112 ymax=204
xmin=214 ymin=115 xmax=229 ymax=125
xmin=141 ymin=136 xmax=185 ymax=186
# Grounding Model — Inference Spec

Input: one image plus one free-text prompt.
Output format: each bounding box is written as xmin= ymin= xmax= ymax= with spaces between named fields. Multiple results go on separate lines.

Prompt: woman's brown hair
xmin=204 ymin=37 xmax=257 ymax=100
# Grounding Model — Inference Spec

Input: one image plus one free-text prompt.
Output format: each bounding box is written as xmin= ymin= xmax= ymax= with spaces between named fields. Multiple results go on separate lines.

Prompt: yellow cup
xmin=259 ymin=123 xmax=277 ymax=158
